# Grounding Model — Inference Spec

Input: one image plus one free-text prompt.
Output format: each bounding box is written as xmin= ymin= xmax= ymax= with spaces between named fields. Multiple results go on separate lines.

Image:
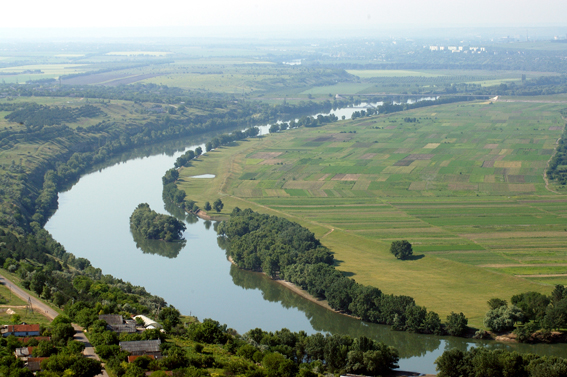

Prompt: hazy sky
xmin=2 ymin=0 xmax=566 ymax=38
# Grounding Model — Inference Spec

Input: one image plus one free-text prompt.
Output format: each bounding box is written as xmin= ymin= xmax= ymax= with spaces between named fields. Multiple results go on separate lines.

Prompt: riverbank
xmin=226 ymin=256 xmax=359 ymax=320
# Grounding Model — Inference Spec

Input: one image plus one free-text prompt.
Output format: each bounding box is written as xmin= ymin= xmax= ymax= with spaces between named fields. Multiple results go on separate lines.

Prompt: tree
xmin=269 ymin=124 xmax=280 ymax=133
xmin=390 ymin=240 xmax=413 ymax=260
xmin=159 ymin=306 xmax=181 ymax=331
xmin=195 ymin=146 xmax=202 ymax=156
xmin=213 ymin=199 xmax=224 ymax=213
xmin=445 ymin=312 xmax=468 ymax=337
xmin=487 ymin=298 xmax=507 ymax=310
xmin=205 ymin=142 xmax=213 ymax=152
xmin=204 ymin=201 xmax=212 ymax=211
xmin=483 ymin=305 xmax=524 ymax=332
xmin=52 ymin=323 xmax=76 ymax=345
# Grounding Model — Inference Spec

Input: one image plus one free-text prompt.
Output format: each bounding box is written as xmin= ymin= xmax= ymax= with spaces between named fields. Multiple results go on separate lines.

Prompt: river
xmin=45 ymin=103 xmax=567 ymax=374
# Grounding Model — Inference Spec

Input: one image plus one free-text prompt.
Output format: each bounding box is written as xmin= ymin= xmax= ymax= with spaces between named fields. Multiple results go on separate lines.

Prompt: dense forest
xmin=217 ymin=208 xmax=469 ymax=337
xmin=130 ymin=203 xmax=186 ymax=242
xmin=435 ymin=347 xmax=567 ymax=377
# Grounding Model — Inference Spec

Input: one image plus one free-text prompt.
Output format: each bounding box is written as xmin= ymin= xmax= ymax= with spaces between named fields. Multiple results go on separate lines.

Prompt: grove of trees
xmin=130 ymin=203 xmax=186 ymax=242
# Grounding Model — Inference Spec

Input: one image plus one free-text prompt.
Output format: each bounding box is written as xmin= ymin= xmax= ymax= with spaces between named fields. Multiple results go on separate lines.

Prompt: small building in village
xmin=15 ymin=346 xmax=34 ymax=360
xmin=133 ymin=315 xmax=163 ymax=330
xmin=119 ymin=339 xmax=162 ymax=357
xmin=26 ymin=357 xmax=49 ymax=372
xmin=99 ymin=314 xmax=137 ymax=333
xmin=1 ymin=324 xmax=41 ymax=337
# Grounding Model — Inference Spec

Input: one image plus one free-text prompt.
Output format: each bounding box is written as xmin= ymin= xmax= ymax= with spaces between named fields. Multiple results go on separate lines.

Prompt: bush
xmin=445 ymin=312 xmax=468 ymax=337
xmin=483 ymin=305 xmax=524 ymax=332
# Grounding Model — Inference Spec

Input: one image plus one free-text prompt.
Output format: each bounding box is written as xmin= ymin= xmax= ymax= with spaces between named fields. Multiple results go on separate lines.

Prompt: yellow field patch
xmin=449 ymin=183 xmax=478 ymax=191
xmin=484 ymin=175 xmax=496 ymax=183
xmin=318 ymin=174 xmax=330 ymax=181
xmin=409 ymin=182 xmax=427 ymax=190
xmin=331 ymin=174 xmax=361 ymax=181
xmin=321 ymin=181 xmax=337 ymax=190
xmin=353 ymin=180 xmax=371 ymax=190
xmin=499 ymin=149 xmax=512 ymax=155
xmin=494 ymin=161 xmax=522 ymax=168
xmin=310 ymin=189 xmax=328 ymax=197
xmin=424 ymin=143 xmax=440 ymax=149
xmin=508 ymin=183 xmax=536 ymax=192
xmin=360 ymin=153 xmax=377 ymax=159
xmin=382 ymin=166 xmax=415 ymax=174
xmin=440 ymin=160 xmax=451 ymax=167
xmin=260 ymin=159 xmax=285 ymax=165
xmin=246 ymin=159 xmax=263 ymax=165
xmin=484 ymin=144 xmax=499 ymax=149
xmin=283 ymin=181 xmax=325 ymax=190
xmin=264 ymin=189 xmax=290 ymax=197
xmin=250 ymin=152 xmax=283 ymax=159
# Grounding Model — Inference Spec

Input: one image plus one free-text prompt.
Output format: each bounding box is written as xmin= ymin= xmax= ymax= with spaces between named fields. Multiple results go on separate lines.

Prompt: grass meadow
xmin=178 ymin=100 xmax=567 ymax=327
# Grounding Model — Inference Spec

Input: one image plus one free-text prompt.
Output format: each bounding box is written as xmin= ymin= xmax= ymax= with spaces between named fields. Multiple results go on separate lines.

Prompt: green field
xmin=347 ymin=70 xmax=448 ymax=78
xmin=178 ymin=100 xmax=567 ymax=326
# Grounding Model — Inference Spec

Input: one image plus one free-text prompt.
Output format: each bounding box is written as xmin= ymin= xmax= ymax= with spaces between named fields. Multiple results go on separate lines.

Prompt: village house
xmin=1 ymin=324 xmax=41 ymax=337
xmin=14 ymin=346 xmax=34 ymax=360
xmin=99 ymin=314 xmax=137 ymax=333
xmin=119 ymin=339 xmax=162 ymax=357
xmin=26 ymin=357 xmax=49 ymax=372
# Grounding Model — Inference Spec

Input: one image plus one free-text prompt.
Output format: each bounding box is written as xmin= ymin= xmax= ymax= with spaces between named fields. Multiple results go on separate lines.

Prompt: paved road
xmin=73 ymin=324 xmax=109 ymax=377
xmin=0 ymin=273 xmax=108 ymax=377
xmin=0 ymin=273 xmax=59 ymax=320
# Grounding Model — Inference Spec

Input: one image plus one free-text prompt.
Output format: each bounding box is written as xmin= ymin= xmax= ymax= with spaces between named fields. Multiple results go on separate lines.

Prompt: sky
xmin=1 ymin=0 xmax=566 ymax=37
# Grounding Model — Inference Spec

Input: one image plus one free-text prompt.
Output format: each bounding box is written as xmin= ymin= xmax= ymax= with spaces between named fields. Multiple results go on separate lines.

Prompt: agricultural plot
xmin=178 ymin=100 xmax=567 ymax=325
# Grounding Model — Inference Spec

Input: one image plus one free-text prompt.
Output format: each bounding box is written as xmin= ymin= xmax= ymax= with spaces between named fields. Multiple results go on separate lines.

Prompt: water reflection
xmin=228 ymin=263 xmax=442 ymax=359
xmin=163 ymin=200 xmax=199 ymax=224
xmin=130 ymin=229 xmax=186 ymax=259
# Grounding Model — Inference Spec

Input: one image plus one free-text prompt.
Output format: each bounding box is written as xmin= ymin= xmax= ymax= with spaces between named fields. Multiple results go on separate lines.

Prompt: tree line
xmin=435 ymin=347 xmax=567 ymax=377
xmin=547 ymin=122 xmax=567 ymax=185
xmin=217 ymin=208 xmax=469 ymax=337
xmin=5 ymin=103 xmax=103 ymax=129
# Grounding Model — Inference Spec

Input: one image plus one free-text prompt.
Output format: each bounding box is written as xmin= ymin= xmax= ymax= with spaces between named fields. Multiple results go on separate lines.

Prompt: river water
xmin=45 ymin=104 xmax=567 ymax=374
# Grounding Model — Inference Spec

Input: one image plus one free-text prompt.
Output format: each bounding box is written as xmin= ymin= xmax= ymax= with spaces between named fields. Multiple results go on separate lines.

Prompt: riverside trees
xmin=130 ymin=203 xmax=186 ymax=242
xmin=217 ymin=208 xmax=464 ymax=336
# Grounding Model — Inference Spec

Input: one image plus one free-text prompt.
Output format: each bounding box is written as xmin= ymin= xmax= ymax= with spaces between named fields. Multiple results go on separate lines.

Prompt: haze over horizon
xmin=2 ymin=0 xmax=567 ymax=40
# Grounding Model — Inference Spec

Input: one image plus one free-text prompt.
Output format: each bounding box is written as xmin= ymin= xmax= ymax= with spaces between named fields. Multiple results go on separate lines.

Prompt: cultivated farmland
xmin=178 ymin=100 xmax=567 ymax=326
